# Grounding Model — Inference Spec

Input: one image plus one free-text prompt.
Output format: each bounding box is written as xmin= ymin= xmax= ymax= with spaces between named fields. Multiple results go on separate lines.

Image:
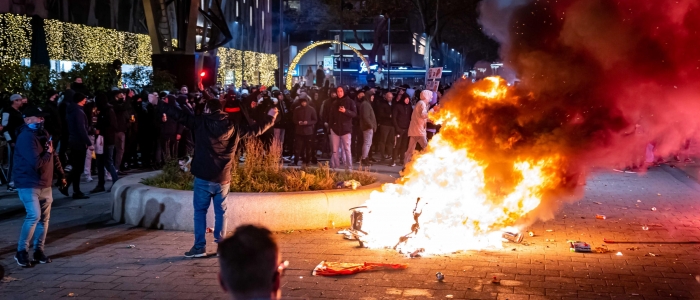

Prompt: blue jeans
xmin=97 ymin=145 xmax=119 ymax=187
xmin=193 ymin=177 xmax=230 ymax=249
xmin=17 ymin=187 xmax=53 ymax=252
xmin=330 ymin=130 xmax=352 ymax=169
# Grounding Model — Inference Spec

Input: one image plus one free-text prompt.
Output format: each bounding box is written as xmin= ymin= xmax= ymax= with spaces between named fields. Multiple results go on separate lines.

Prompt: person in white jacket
xmin=404 ymin=90 xmax=433 ymax=165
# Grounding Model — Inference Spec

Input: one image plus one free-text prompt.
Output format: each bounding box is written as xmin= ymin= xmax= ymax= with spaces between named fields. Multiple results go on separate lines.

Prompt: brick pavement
xmin=0 ymin=165 xmax=699 ymax=299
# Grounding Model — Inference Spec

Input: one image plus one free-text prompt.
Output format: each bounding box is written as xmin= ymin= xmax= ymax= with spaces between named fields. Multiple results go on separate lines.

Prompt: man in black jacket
xmin=291 ymin=98 xmax=317 ymax=166
xmin=375 ymin=91 xmax=395 ymax=164
xmin=90 ymin=93 xmax=119 ymax=193
xmin=64 ymin=93 xmax=92 ymax=199
xmin=111 ymin=90 xmax=130 ymax=174
xmin=13 ymin=106 xmax=66 ymax=266
xmin=148 ymin=92 xmax=277 ymax=258
xmin=391 ymin=93 xmax=413 ymax=167
xmin=2 ymin=94 xmax=25 ymax=191
xmin=327 ymin=87 xmax=357 ymax=169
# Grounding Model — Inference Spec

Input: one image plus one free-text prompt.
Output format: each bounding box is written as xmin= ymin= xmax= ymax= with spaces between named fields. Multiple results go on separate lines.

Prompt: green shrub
xmin=142 ymin=137 xmax=376 ymax=192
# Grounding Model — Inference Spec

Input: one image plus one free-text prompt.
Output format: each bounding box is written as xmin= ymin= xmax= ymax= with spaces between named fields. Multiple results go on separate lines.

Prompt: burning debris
xmin=311 ymin=261 xmax=408 ymax=276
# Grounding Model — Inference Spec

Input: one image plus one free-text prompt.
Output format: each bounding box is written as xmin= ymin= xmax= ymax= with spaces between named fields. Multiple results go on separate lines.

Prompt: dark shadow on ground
xmin=50 ymin=226 xmax=151 ymax=259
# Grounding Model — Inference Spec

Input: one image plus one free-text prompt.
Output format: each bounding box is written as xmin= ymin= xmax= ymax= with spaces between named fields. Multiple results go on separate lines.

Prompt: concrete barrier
xmin=111 ymin=171 xmax=395 ymax=231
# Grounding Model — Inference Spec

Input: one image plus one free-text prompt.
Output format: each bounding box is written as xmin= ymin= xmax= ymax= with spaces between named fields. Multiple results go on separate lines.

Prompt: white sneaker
xmin=106 ymin=174 xmax=113 ymax=181
xmin=86 ymin=176 xmax=93 ymax=182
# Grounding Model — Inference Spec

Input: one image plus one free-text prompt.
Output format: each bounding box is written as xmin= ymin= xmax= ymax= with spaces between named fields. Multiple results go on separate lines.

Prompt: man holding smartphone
xmin=327 ymin=87 xmax=357 ymax=169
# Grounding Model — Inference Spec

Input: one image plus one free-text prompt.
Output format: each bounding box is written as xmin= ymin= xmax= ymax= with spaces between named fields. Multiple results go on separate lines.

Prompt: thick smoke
xmin=436 ymin=0 xmax=700 ymax=221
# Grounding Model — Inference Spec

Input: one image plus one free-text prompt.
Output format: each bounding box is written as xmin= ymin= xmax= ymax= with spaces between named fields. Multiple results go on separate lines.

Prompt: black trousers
xmin=66 ymin=145 xmax=87 ymax=194
xmin=376 ymin=125 xmax=395 ymax=160
xmin=393 ymin=129 xmax=410 ymax=162
xmin=294 ymin=134 xmax=315 ymax=164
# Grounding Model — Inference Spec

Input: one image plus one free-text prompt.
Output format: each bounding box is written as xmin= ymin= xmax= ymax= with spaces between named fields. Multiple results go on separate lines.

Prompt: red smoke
xmin=475 ymin=0 xmax=700 ymax=169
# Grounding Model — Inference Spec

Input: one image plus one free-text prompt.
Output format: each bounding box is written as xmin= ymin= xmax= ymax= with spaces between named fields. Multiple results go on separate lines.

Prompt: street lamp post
xmin=387 ymin=15 xmax=391 ymax=89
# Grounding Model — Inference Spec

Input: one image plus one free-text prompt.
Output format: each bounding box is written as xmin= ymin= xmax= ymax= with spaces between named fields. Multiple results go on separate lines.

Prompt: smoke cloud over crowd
xmin=430 ymin=0 xmax=700 ymax=220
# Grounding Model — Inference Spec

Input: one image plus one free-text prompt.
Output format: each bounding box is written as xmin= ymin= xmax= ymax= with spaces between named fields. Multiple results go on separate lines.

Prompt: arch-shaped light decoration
xmin=286 ymin=40 xmax=370 ymax=90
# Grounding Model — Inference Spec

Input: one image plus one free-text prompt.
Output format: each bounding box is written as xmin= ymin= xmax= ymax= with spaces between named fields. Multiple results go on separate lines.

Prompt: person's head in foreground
xmin=218 ymin=225 xmax=283 ymax=300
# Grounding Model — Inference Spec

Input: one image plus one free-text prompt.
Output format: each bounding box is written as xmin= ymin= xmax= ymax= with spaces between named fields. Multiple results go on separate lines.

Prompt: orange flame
xmin=358 ymin=77 xmax=564 ymax=255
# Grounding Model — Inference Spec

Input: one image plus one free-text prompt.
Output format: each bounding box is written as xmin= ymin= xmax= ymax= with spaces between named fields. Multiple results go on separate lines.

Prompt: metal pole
xmin=279 ymin=0 xmax=284 ymax=88
xmin=387 ymin=16 xmax=391 ymax=89
xmin=339 ymin=1 xmax=343 ymax=86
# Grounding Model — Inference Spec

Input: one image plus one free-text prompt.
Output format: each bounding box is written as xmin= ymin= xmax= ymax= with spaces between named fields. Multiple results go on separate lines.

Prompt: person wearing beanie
xmin=63 ymin=93 xmax=92 ymax=199
xmin=291 ymin=97 xmax=317 ymax=166
xmin=2 ymin=94 xmax=27 ymax=191
xmin=404 ymin=90 xmax=433 ymax=165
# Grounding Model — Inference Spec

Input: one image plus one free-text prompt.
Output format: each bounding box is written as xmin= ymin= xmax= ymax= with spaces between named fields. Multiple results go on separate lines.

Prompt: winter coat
xmin=12 ymin=125 xmax=64 ymax=189
xmin=43 ymin=101 xmax=62 ymax=139
xmin=359 ymin=100 xmax=377 ymax=132
xmin=111 ymin=98 xmax=131 ymax=133
xmin=316 ymin=69 xmax=326 ymax=86
xmin=375 ymin=98 xmax=393 ymax=127
xmin=408 ymin=99 xmax=429 ymax=137
xmin=95 ymin=104 xmax=118 ymax=146
xmin=66 ymin=102 xmax=92 ymax=147
xmin=1 ymin=106 xmax=24 ymax=142
xmin=327 ymin=96 xmax=357 ymax=136
xmin=157 ymin=100 xmax=275 ymax=184
xmin=392 ymin=99 xmax=413 ymax=133
xmin=293 ymin=105 xmax=318 ymax=136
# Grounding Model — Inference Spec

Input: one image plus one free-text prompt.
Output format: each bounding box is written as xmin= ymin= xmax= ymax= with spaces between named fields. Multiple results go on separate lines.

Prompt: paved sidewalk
xmin=0 ymin=166 xmax=699 ymax=299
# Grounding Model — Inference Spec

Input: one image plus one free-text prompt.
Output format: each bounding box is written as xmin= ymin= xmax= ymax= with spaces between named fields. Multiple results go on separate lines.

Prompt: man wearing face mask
xmin=110 ymin=89 xmax=130 ymax=175
xmin=12 ymin=105 xmax=66 ymax=267
xmin=149 ymin=92 xmax=278 ymax=258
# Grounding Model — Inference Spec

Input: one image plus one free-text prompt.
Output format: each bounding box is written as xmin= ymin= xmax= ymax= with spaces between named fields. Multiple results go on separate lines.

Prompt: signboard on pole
xmin=426 ymin=67 xmax=443 ymax=80
xmin=425 ymin=80 xmax=439 ymax=92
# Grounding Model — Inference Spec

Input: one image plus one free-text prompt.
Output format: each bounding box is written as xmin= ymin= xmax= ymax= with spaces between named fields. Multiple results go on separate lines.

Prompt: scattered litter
xmin=283 ymin=230 xmax=295 ymax=234
xmin=657 ymin=193 xmax=661 ymax=196
xmin=546 ymin=229 xmax=554 ymax=232
xmin=446 ymin=295 xmax=454 ymax=299
xmin=596 ymin=214 xmax=606 ymax=220
xmin=410 ymin=248 xmax=425 ymax=258
xmin=436 ymin=272 xmax=445 ymax=281
xmin=312 ymin=261 xmax=408 ymax=276
xmin=206 ymin=227 xmax=214 ymax=233
xmin=323 ymin=227 xmax=328 ymax=231
xmin=593 ymin=201 xmax=602 ymax=205
xmin=569 ymin=241 xmax=592 ymax=252
xmin=67 ymin=293 xmax=75 ymax=297
xmin=127 ymin=245 xmax=135 ymax=248
xmin=1 ymin=276 xmax=20 ymax=283
xmin=645 ymin=253 xmax=659 ymax=257
xmin=502 ymin=232 xmax=524 ymax=243
xmin=545 ymin=239 xmax=555 ymax=242
xmin=491 ymin=276 xmax=501 ymax=284
xmin=616 ymin=252 xmax=623 ymax=256
xmin=626 ymin=247 xmax=640 ymax=251
xmin=632 ymin=293 xmax=639 ymax=296
xmin=335 ymin=180 xmax=362 ymax=190
xmin=528 ymin=231 xmax=535 ymax=237
xmin=637 ymin=200 xmax=641 ymax=202
xmin=695 ymin=275 xmax=700 ymax=283
xmin=642 ymin=225 xmax=649 ymax=231
xmin=594 ymin=246 xmax=610 ymax=253
xmin=651 ymin=207 xmax=657 ymax=211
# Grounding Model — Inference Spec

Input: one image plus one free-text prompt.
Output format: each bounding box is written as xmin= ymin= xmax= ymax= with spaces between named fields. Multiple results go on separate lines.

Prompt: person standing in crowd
xmin=291 ymin=97 xmax=317 ymax=166
xmin=136 ymin=91 xmax=157 ymax=169
xmin=111 ymin=89 xmax=130 ymax=175
xmin=123 ymin=90 xmax=140 ymax=170
xmin=316 ymin=65 xmax=325 ymax=87
xmin=321 ymin=89 xmax=338 ymax=158
xmin=156 ymin=95 xmax=183 ymax=166
xmin=375 ymin=91 xmax=394 ymax=163
xmin=13 ymin=105 xmax=66 ymax=267
xmin=218 ymin=225 xmax=283 ymax=300
xmin=358 ymin=92 xmax=377 ymax=165
xmin=64 ymin=93 xmax=91 ymax=199
xmin=392 ymin=93 xmax=413 ymax=166
xmin=2 ymin=94 xmax=26 ymax=192
xmin=404 ymin=90 xmax=432 ymax=165
xmin=176 ymin=94 xmax=195 ymax=158
xmin=328 ymin=87 xmax=357 ymax=169
xmin=367 ymin=70 xmax=377 ymax=88
xmin=351 ymin=90 xmax=365 ymax=162
xmin=272 ymin=92 xmax=288 ymax=147
xmin=375 ymin=67 xmax=385 ymax=88
xmin=90 ymin=93 xmax=119 ymax=194
xmin=43 ymin=91 xmax=62 ymax=150
xmin=149 ymin=91 xmax=277 ymax=258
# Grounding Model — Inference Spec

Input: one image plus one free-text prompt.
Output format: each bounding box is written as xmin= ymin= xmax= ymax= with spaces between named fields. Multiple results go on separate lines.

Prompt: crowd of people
xmin=4 ymin=74 xmax=444 ymax=278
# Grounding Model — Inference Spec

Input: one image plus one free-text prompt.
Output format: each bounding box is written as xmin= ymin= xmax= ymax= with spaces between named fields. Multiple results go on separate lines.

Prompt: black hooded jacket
xmin=392 ymin=95 xmax=413 ymax=133
xmin=66 ymin=102 xmax=92 ymax=147
xmin=327 ymin=88 xmax=357 ymax=136
xmin=157 ymin=100 xmax=275 ymax=184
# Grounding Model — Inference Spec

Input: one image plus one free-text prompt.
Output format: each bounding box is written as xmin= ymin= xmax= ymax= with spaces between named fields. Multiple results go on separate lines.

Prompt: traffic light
xmin=200 ymin=71 xmax=206 ymax=78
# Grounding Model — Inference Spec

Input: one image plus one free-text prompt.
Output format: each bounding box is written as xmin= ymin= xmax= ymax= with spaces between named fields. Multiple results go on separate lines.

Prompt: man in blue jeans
xmin=13 ymin=106 xmax=66 ymax=266
xmin=149 ymin=90 xmax=277 ymax=258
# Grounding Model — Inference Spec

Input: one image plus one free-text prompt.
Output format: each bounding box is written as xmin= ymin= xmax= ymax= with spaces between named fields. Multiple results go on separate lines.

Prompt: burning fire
xmin=356 ymin=77 xmax=565 ymax=255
